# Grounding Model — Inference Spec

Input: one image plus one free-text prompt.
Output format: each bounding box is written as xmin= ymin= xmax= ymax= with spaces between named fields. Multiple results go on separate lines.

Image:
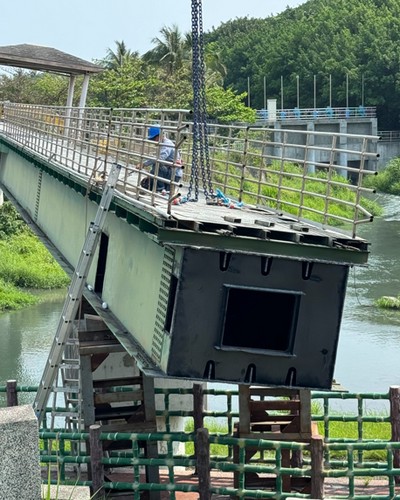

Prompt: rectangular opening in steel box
xmin=220 ymin=285 xmax=302 ymax=353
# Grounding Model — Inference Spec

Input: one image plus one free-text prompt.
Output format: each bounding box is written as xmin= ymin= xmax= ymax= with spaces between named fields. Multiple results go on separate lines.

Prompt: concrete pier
xmin=0 ymin=405 xmax=41 ymax=500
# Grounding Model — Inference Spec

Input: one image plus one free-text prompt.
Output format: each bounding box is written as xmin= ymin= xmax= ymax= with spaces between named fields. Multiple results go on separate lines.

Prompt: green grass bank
xmin=0 ymin=202 xmax=69 ymax=313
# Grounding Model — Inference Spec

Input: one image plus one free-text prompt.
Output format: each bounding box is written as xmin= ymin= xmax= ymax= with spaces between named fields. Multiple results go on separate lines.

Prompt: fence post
xmin=6 ymin=380 xmax=18 ymax=407
xmin=193 ymin=383 xmax=204 ymax=430
xmin=89 ymin=424 xmax=104 ymax=498
xmin=197 ymin=427 xmax=211 ymax=500
xmin=193 ymin=383 xmax=204 ymax=474
xmin=310 ymin=435 xmax=324 ymax=499
xmin=390 ymin=386 xmax=400 ymax=483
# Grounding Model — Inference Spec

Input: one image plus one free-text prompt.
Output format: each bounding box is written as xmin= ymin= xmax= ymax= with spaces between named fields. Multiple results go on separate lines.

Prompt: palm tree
xmin=104 ymin=40 xmax=138 ymax=70
xmin=143 ymin=25 xmax=191 ymax=75
xmin=204 ymin=42 xmax=228 ymax=86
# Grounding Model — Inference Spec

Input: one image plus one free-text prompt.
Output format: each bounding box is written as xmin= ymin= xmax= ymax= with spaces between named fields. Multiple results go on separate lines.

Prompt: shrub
xmin=364 ymin=157 xmax=400 ymax=195
xmin=375 ymin=296 xmax=400 ymax=309
xmin=0 ymin=201 xmax=27 ymax=239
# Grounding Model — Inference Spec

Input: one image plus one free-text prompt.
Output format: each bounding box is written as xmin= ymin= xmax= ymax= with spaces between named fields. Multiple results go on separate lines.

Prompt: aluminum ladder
xmin=33 ymin=163 xmax=121 ymax=425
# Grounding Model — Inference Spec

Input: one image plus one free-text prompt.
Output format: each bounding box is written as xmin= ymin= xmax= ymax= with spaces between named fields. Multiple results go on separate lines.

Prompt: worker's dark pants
xmin=145 ymin=164 xmax=178 ymax=192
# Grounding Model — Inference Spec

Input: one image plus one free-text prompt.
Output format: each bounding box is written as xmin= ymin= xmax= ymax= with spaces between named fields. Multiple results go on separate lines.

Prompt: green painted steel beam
xmin=156 ymin=227 xmax=369 ymax=265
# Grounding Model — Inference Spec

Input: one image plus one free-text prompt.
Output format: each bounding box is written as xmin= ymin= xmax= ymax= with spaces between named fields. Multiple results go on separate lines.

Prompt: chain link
xmin=187 ymin=0 xmax=214 ymax=201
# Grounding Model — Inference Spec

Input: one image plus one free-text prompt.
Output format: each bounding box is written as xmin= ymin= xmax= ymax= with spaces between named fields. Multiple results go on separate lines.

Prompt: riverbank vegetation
xmin=375 ymin=295 xmax=400 ymax=310
xmin=0 ymin=202 xmax=69 ymax=313
xmin=364 ymin=158 xmax=400 ymax=196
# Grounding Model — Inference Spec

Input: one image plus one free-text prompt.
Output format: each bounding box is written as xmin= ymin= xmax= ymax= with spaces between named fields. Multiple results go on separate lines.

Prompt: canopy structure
xmin=0 ymin=44 xmax=103 ymax=108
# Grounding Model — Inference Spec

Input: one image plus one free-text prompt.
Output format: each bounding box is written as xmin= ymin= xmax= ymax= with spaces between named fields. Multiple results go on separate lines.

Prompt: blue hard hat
xmin=148 ymin=126 xmax=160 ymax=139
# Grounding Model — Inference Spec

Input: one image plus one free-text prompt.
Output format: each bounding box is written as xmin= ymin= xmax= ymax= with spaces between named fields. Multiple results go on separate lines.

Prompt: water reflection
xmin=0 ymin=291 xmax=64 ymax=387
xmin=334 ymin=194 xmax=400 ymax=393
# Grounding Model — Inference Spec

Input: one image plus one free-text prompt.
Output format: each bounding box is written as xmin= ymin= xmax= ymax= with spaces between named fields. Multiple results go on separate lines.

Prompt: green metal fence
xmin=1 ymin=384 xmax=400 ymax=499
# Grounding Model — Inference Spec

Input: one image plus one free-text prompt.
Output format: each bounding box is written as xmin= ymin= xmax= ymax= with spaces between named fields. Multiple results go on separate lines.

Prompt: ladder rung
xmin=33 ymin=163 xmax=121 ymax=426
xmin=66 ymin=339 xmax=79 ymax=346
xmin=60 ymin=360 xmax=79 ymax=366
xmin=51 ymin=411 xmax=80 ymax=418
xmin=54 ymin=386 xmax=80 ymax=393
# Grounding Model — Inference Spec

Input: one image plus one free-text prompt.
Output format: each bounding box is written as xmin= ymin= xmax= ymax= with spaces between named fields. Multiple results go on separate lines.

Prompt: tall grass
xmin=211 ymin=154 xmax=383 ymax=225
xmin=0 ymin=277 xmax=38 ymax=311
xmin=0 ymin=233 xmax=69 ymax=289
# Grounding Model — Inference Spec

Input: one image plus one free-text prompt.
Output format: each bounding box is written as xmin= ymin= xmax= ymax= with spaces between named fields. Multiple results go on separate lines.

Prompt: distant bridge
xmin=254 ymin=104 xmax=399 ymax=170
xmin=256 ymin=105 xmax=376 ymax=122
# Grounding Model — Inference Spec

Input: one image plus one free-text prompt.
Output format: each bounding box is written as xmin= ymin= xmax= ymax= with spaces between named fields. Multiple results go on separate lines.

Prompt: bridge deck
xmin=135 ymin=186 xmax=368 ymax=252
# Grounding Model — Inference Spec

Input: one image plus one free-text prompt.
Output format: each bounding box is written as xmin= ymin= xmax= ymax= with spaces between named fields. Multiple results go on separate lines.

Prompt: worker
xmin=138 ymin=126 xmax=183 ymax=192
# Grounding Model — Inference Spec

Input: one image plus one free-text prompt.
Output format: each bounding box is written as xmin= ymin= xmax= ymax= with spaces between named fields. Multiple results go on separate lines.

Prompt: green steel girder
xmin=156 ymin=227 xmax=369 ymax=265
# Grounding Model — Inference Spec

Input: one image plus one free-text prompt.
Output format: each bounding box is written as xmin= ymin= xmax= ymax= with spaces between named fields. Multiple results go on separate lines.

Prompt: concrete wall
xmin=0 ymin=405 xmax=41 ymax=500
xmin=269 ymin=118 xmax=379 ymax=175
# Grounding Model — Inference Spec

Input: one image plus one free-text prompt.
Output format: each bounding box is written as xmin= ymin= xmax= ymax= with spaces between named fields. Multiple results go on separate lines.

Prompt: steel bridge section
xmin=0 ymin=111 xmax=376 ymax=389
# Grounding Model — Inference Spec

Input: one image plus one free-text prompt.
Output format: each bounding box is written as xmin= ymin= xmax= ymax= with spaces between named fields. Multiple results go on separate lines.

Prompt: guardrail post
xmin=197 ymin=427 xmax=211 ymax=500
xmin=310 ymin=435 xmax=324 ymax=499
xmin=6 ymin=380 xmax=18 ymax=407
xmin=390 ymin=386 xmax=400 ymax=483
xmin=89 ymin=424 xmax=104 ymax=498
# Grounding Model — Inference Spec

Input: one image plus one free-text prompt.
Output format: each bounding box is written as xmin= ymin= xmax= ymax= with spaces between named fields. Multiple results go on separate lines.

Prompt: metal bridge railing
xmin=256 ymin=106 xmax=377 ymax=122
xmin=0 ymin=103 xmax=379 ymax=236
xmin=378 ymin=130 xmax=400 ymax=142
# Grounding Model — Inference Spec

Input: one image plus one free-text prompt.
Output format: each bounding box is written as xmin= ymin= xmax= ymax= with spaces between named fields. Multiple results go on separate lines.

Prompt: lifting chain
xmin=187 ymin=0 xmax=214 ymax=201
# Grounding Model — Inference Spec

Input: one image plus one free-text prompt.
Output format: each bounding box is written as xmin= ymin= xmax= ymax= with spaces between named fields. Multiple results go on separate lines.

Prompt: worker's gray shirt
xmin=144 ymin=136 xmax=183 ymax=179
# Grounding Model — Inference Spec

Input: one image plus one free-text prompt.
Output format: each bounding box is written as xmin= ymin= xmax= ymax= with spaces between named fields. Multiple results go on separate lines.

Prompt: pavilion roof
xmin=0 ymin=44 xmax=103 ymax=75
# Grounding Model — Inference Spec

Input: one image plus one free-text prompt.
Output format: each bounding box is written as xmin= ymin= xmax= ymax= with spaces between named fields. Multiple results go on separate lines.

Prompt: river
xmin=0 ymin=194 xmax=399 ymax=401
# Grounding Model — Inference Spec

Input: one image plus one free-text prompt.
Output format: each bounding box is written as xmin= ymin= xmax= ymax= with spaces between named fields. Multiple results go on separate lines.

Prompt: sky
xmin=0 ymin=0 xmax=305 ymax=63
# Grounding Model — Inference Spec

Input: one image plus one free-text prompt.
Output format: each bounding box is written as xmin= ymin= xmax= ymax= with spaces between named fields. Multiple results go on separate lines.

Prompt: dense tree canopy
xmin=206 ymin=0 xmax=400 ymax=128
xmin=1 ymin=0 xmax=400 ymax=127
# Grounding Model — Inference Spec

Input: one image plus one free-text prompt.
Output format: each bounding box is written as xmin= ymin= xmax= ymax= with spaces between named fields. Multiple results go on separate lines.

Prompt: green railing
xmin=1 ymin=383 xmax=400 ymax=499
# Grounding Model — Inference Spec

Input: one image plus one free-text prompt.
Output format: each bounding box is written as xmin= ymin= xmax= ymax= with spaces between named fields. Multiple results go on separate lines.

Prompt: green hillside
xmin=206 ymin=0 xmax=400 ymax=129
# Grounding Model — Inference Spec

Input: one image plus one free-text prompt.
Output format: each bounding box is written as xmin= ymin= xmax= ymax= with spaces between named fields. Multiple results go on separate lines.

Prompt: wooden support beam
xmin=89 ymin=424 xmax=104 ymax=499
